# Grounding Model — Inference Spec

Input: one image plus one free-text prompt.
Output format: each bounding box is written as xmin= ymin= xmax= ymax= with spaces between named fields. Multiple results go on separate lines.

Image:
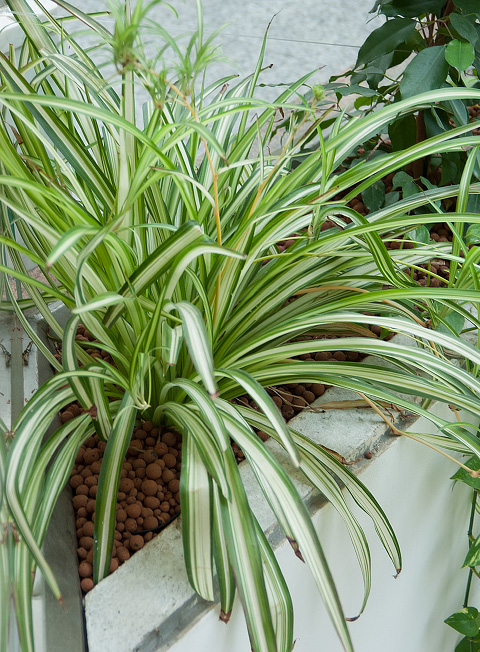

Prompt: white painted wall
xmin=167 ymin=409 xmax=479 ymax=652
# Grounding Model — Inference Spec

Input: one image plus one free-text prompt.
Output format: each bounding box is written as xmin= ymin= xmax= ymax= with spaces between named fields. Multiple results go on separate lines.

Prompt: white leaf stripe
xmin=166 ymin=302 xmax=218 ymax=398
xmin=33 ymin=419 xmax=93 ymax=542
xmin=163 ymin=242 xmax=245 ymax=301
xmin=6 ymin=0 xmax=56 ymax=52
xmin=103 ymin=221 xmax=204 ymax=327
xmin=161 ymin=403 xmax=230 ymax=499
xmin=211 ymin=483 xmax=236 ymax=618
xmin=161 ymin=323 xmax=184 ymax=366
xmin=72 ymin=292 xmax=124 ymax=314
xmin=300 ymin=450 xmax=371 ymax=617
xmin=235 ymin=311 xmax=480 ymax=369
xmin=6 ymin=385 xmax=77 ymax=601
xmin=218 ymin=454 xmax=278 ymax=652
xmin=246 ymin=368 xmax=477 ymax=465
xmin=318 ymin=456 xmax=402 ymax=572
xmin=62 ymin=314 xmax=94 ymax=408
xmin=253 ymin=517 xmax=294 ymax=652
xmin=214 ymin=399 xmax=297 ymax=544
xmin=240 ymin=362 xmax=480 ymax=416
xmin=89 ymin=371 xmax=112 ymax=443
xmin=180 ymin=431 xmax=215 ymax=600
xmin=236 ymin=404 xmax=401 ymax=574
xmin=223 ymin=286 xmax=480 ymax=362
xmin=46 ymin=226 xmax=98 ymax=267
xmin=237 ymin=338 xmax=480 ymax=396
xmin=94 ymin=392 xmax=136 ymax=582
xmin=0 ymin=87 xmax=114 ymax=204
xmin=0 ymin=264 xmax=71 ymax=305
xmin=326 ymin=87 xmax=480 ymax=166
xmin=163 ymin=379 xmax=230 ymax=451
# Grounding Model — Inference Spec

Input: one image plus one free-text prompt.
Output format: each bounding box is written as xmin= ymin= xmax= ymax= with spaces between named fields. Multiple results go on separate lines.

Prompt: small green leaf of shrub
xmin=466 ymin=224 xmax=480 ymax=247
xmin=392 ymin=171 xmax=418 ymax=197
xmin=449 ymin=13 xmax=479 ymax=47
xmin=454 ymin=0 xmax=480 ymax=18
xmin=445 ymin=40 xmax=475 ymax=71
xmin=464 ymin=536 xmax=480 ymax=568
xmin=445 ymin=607 xmax=480 ymax=637
xmin=335 ymin=85 xmax=377 ymax=97
xmin=356 ymin=18 xmax=416 ymax=66
xmin=388 ymin=114 xmax=417 ymax=151
xmin=400 ymin=46 xmax=449 ymax=98
xmin=451 ymin=456 xmax=480 ymax=490
xmin=406 ymin=226 xmax=430 ymax=245
xmin=372 ymin=0 xmax=445 ymax=18
xmin=442 ymin=98 xmax=469 ymax=127
xmin=435 ymin=311 xmax=465 ymax=337
xmin=455 ymin=633 xmax=480 ymax=652
xmin=383 ymin=190 xmax=400 ymax=206
xmin=441 ymin=151 xmax=464 ymax=185
xmin=467 ymin=194 xmax=480 ymax=213
xmin=354 ymin=96 xmax=375 ymax=110
xmin=362 ymin=181 xmax=385 ymax=212
xmin=416 ymin=226 xmax=430 ymax=243
xmin=425 ymin=106 xmax=452 ymax=138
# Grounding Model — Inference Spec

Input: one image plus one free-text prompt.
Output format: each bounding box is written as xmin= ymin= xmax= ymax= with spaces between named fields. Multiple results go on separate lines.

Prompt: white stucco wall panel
xmin=166 ymin=409 xmax=479 ymax=652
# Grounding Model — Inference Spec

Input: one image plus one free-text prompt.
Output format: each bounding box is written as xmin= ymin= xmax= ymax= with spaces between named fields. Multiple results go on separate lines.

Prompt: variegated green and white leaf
xmin=218 ymin=405 xmax=354 ymax=652
xmin=216 ymin=368 xmax=301 ymax=466
xmin=165 ymin=302 xmax=218 ymax=398
xmin=93 ymin=392 xmax=136 ymax=583
xmin=180 ymin=430 xmax=215 ymax=600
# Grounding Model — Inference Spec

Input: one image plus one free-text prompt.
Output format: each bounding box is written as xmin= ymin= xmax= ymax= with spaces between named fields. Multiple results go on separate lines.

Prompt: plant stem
xmin=358 ymin=393 xmax=480 ymax=477
xmin=412 ymin=111 xmax=426 ymax=179
xmin=464 ymin=491 xmax=478 ymax=608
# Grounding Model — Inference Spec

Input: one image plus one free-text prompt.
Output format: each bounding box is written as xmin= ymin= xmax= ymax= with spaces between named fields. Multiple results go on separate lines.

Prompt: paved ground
xmin=77 ymin=0 xmax=383 ymax=101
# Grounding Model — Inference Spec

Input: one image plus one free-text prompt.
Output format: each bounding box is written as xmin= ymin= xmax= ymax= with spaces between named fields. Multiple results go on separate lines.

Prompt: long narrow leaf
xmin=93 ymin=392 xmax=136 ymax=583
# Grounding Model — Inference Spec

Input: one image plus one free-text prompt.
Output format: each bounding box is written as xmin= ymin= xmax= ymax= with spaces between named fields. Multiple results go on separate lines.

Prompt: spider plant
xmin=3 ymin=2 xmax=480 ymax=651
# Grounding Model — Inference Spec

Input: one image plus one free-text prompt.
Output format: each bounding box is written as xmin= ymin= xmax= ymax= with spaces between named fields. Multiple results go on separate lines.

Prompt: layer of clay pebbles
xmin=408 ymin=258 xmax=451 ymax=287
xmin=52 ymin=323 xmax=115 ymax=368
xmin=70 ymin=422 xmax=182 ymax=594
xmin=468 ymin=104 xmax=480 ymax=135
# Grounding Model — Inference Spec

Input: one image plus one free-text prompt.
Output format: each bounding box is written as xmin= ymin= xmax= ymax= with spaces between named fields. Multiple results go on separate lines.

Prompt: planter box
xmin=82 ymin=391 xmax=480 ymax=652
xmin=13 ymin=304 xmax=479 ymax=652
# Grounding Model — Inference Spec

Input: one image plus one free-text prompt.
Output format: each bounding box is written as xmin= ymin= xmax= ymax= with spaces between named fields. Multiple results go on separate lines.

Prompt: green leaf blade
xmin=445 ymin=607 xmax=480 ymax=637
xmin=356 ymin=18 xmax=416 ymax=67
xmin=400 ymin=46 xmax=449 ymax=99
xmin=445 ymin=39 xmax=475 ymax=71
xmin=93 ymin=392 xmax=136 ymax=583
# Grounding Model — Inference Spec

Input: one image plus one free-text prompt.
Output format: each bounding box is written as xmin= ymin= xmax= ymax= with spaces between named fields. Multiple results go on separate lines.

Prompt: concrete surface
xmin=74 ymin=0 xmax=383 ymax=103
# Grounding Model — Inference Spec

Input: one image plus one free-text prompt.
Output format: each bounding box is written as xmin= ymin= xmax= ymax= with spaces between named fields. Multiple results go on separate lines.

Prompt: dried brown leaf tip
xmin=288 ymin=537 xmax=305 ymax=562
xmin=219 ymin=610 xmax=231 ymax=624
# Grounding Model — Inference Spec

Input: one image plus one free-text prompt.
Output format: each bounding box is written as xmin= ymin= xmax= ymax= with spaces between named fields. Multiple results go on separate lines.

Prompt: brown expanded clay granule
xmin=69 ymin=422 xmax=182 ymax=594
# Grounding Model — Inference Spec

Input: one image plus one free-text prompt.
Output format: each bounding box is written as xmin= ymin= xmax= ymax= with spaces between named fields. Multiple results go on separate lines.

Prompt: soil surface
xmin=70 ymin=422 xmax=182 ymax=593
